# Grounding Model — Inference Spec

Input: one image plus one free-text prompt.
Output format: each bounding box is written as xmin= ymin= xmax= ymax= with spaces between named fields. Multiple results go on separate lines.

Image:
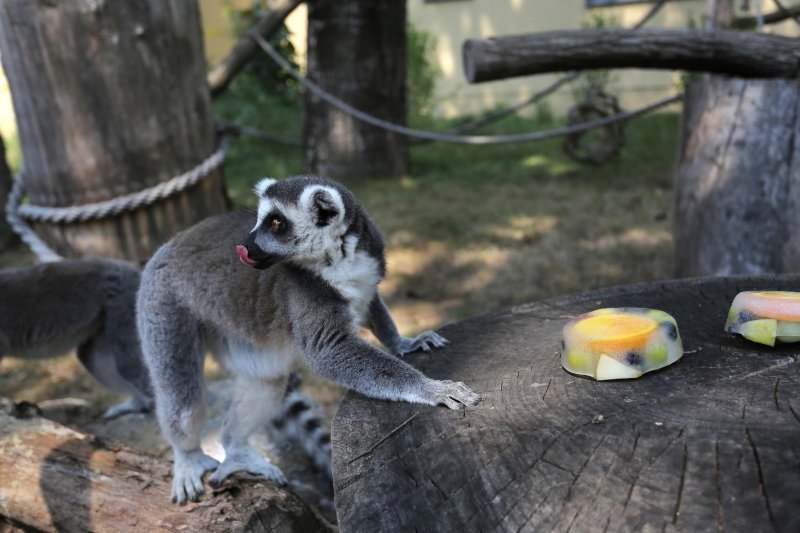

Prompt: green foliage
xmin=406 ymin=22 xmax=440 ymax=120
xmin=223 ymin=0 xmax=300 ymax=104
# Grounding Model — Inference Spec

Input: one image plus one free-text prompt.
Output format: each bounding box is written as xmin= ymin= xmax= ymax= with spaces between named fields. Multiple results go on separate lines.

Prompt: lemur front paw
xmin=171 ymin=450 xmax=220 ymax=505
xmin=395 ymin=330 xmax=449 ymax=357
xmin=425 ymin=379 xmax=481 ymax=411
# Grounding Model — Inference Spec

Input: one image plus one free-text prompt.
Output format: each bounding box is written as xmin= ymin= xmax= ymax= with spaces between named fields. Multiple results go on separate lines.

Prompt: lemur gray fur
xmin=0 ymin=259 xmax=152 ymax=419
xmin=138 ymin=175 xmax=481 ymax=504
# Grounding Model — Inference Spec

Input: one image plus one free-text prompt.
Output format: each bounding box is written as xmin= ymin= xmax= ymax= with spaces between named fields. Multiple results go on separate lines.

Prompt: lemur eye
xmin=270 ymin=218 xmax=282 ymax=232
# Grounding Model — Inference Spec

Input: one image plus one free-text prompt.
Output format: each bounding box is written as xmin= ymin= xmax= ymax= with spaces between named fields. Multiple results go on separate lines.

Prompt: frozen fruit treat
xmin=561 ymin=308 xmax=684 ymax=380
xmin=725 ymin=291 xmax=800 ymax=347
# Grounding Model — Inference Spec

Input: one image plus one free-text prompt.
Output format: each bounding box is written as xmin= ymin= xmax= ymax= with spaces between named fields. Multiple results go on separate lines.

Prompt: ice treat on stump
xmin=561 ymin=308 xmax=684 ymax=380
xmin=725 ymin=291 xmax=800 ymax=347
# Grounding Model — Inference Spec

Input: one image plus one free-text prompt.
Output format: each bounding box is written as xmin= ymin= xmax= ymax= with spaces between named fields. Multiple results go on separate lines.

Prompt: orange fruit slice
xmin=572 ymin=313 xmax=657 ymax=352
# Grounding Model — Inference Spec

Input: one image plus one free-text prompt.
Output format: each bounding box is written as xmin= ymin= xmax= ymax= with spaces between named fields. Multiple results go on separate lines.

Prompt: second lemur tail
xmin=272 ymin=372 xmax=333 ymax=481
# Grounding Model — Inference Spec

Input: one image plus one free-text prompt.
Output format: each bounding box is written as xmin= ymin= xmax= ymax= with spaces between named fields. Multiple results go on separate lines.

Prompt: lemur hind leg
xmin=139 ymin=302 xmax=218 ymax=505
xmin=209 ymin=373 xmax=288 ymax=488
xmin=76 ymin=333 xmax=151 ymax=420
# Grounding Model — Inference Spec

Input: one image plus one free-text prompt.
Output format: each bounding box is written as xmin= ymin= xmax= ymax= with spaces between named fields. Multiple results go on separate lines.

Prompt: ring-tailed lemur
xmin=137 ymin=175 xmax=481 ymax=504
xmin=0 ymin=259 xmax=152 ymax=419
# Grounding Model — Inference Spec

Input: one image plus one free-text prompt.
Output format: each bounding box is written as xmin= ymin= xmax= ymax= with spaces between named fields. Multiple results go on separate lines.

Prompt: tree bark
xmin=207 ymin=0 xmax=304 ymax=99
xmin=673 ymin=77 xmax=800 ymax=277
xmin=0 ymin=399 xmax=327 ymax=532
xmin=462 ymin=29 xmax=800 ymax=83
xmin=733 ymin=2 xmax=800 ymax=28
xmin=304 ymin=0 xmax=408 ymax=180
xmin=0 ymin=0 xmax=229 ymax=263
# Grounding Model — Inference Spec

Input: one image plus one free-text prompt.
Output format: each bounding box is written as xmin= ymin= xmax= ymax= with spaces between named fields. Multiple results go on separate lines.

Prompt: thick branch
xmin=0 ymin=399 xmax=325 ymax=532
xmin=207 ymin=0 xmax=304 ymax=98
xmin=463 ymin=29 xmax=800 ymax=83
xmin=733 ymin=3 xmax=800 ymax=28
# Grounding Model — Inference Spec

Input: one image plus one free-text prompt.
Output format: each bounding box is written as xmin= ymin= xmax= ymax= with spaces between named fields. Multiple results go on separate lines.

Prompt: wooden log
xmin=462 ymin=29 xmax=800 ymax=83
xmin=0 ymin=0 xmax=229 ymax=263
xmin=305 ymin=0 xmax=408 ymax=180
xmin=332 ymin=274 xmax=800 ymax=531
xmin=673 ymin=76 xmax=800 ymax=277
xmin=0 ymin=399 xmax=328 ymax=532
xmin=207 ymin=0 xmax=304 ymax=99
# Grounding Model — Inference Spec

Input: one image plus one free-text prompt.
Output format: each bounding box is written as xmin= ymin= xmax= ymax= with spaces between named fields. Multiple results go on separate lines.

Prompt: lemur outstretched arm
xmin=291 ymin=297 xmax=477 ymax=410
xmin=365 ymin=294 xmax=449 ymax=357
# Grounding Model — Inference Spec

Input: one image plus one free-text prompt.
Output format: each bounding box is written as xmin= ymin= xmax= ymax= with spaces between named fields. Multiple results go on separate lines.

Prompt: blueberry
xmin=625 ymin=352 xmax=642 ymax=366
xmin=661 ymin=322 xmax=678 ymax=340
xmin=739 ymin=310 xmax=757 ymax=323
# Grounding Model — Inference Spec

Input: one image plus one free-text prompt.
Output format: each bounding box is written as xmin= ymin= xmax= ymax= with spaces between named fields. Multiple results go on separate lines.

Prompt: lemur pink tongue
xmin=236 ymin=245 xmax=258 ymax=267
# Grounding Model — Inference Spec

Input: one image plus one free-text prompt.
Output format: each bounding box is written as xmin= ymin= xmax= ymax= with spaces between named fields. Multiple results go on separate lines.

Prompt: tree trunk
xmin=0 ymin=134 xmax=17 ymax=251
xmin=462 ymin=29 xmax=800 ymax=84
xmin=0 ymin=0 xmax=229 ymax=263
xmin=673 ymin=76 xmax=800 ymax=277
xmin=332 ymin=274 xmax=800 ymax=531
xmin=0 ymin=399 xmax=328 ymax=532
xmin=304 ymin=0 xmax=408 ymax=180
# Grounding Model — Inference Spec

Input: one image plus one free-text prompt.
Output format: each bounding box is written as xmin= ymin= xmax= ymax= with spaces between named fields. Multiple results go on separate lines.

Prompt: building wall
xmin=271 ymin=0 xmax=799 ymax=117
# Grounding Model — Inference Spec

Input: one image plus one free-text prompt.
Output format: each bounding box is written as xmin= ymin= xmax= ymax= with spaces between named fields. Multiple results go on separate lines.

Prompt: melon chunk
xmin=725 ymin=291 xmax=800 ymax=346
xmin=561 ymin=307 xmax=684 ymax=380
xmin=595 ymin=353 xmax=643 ymax=381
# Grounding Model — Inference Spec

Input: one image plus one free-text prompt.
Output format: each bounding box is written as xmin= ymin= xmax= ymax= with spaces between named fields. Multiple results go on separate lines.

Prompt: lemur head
xmin=237 ymin=176 xmax=355 ymax=270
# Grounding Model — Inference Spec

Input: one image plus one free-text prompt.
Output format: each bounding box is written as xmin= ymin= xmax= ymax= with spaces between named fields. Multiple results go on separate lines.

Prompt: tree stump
xmin=0 ymin=399 xmax=328 ymax=532
xmin=304 ymin=0 xmax=408 ymax=180
xmin=332 ymin=275 xmax=800 ymax=531
xmin=673 ymin=77 xmax=800 ymax=277
xmin=0 ymin=0 xmax=229 ymax=262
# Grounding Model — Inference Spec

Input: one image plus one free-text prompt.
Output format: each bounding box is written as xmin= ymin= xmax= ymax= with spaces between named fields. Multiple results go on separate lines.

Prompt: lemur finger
xmin=442 ymin=395 xmax=466 ymax=411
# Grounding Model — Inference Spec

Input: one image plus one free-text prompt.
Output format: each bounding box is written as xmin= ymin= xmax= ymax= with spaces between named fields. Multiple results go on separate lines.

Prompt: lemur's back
xmin=139 ymin=210 xmax=287 ymax=342
xmin=0 ymin=259 xmax=139 ymax=358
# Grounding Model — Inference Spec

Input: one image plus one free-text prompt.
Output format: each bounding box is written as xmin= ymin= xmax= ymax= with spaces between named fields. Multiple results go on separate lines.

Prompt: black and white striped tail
xmin=272 ymin=373 xmax=332 ymax=480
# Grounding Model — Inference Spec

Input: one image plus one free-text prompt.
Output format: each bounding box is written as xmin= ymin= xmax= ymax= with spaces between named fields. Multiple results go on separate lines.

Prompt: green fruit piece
xmin=595 ymin=353 xmax=643 ymax=381
xmin=646 ymin=309 xmax=677 ymax=326
xmin=732 ymin=318 xmax=777 ymax=347
xmin=776 ymin=320 xmax=800 ymax=343
xmin=724 ymin=307 xmax=739 ymax=330
xmin=646 ymin=342 xmax=668 ymax=366
xmin=565 ymin=349 xmax=594 ymax=375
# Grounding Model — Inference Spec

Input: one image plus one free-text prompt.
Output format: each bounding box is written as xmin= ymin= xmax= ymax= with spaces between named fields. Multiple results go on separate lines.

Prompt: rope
xmin=16 ymin=134 xmax=229 ymax=224
xmin=216 ymin=118 xmax=301 ymax=146
xmin=249 ymin=31 xmax=683 ymax=145
xmin=5 ymin=177 xmax=62 ymax=262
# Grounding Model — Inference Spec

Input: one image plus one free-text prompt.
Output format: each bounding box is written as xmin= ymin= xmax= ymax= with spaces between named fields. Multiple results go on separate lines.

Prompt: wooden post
xmin=0 ymin=0 xmax=229 ymax=263
xmin=673 ymin=77 xmax=800 ymax=276
xmin=304 ymin=0 xmax=408 ymax=180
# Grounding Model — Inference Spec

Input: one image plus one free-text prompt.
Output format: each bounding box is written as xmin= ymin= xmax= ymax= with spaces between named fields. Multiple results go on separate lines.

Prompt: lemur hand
xmin=394 ymin=330 xmax=449 ymax=357
xmin=423 ymin=379 xmax=481 ymax=411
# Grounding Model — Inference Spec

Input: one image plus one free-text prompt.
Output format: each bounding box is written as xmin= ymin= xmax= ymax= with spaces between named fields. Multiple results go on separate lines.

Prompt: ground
xmin=0 ymin=109 xmax=679 ymax=517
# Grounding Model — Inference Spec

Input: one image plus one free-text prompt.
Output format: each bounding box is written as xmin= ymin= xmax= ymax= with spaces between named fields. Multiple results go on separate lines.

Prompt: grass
xmin=0 ymin=89 xmax=680 ymax=419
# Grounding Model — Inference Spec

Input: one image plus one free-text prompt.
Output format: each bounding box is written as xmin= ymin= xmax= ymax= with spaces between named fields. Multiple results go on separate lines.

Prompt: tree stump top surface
xmin=332 ymin=275 xmax=800 ymax=532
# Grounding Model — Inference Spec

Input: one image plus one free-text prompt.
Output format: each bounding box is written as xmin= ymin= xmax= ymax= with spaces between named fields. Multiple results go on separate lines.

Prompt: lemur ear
xmin=310 ymin=188 xmax=341 ymax=227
